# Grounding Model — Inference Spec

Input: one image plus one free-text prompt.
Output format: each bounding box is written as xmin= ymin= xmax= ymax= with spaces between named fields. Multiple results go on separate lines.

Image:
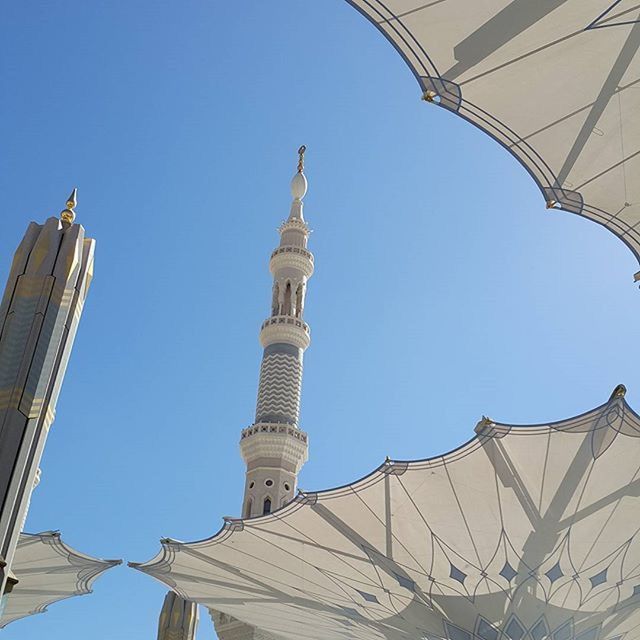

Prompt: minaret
xmin=0 ymin=191 xmax=95 ymax=598
xmin=239 ymin=146 xmax=313 ymax=518
xmin=208 ymin=148 xmax=315 ymax=640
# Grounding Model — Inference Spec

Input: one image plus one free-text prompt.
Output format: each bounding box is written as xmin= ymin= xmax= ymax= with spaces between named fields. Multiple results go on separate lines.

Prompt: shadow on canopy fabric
xmin=0 ymin=531 xmax=121 ymax=629
xmin=131 ymin=385 xmax=640 ymax=640
xmin=344 ymin=0 xmax=640 ymax=274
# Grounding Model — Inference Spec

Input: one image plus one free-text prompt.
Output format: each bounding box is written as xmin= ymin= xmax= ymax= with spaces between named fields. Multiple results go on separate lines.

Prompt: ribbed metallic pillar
xmin=157 ymin=591 xmax=198 ymax=640
xmin=0 ymin=196 xmax=94 ymax=597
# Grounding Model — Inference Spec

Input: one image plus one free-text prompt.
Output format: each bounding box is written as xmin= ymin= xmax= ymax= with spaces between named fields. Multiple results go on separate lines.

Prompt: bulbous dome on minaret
xmin=287 ymin=145 xmax=308 ymax=222
xmin=290 ymin=169 xmax=307 ymax=201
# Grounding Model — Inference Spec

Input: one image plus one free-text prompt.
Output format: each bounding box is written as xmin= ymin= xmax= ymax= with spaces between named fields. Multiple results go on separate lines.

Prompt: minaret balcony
xmin=270 ymin=246 xmax=313 ymax=262
xmin=278 ymin=218 xmax=309 ymax=235
xmin=269 ymin=245 xmax=314 ymax=278
xmin=259 ymin=316 xmax=310 ymax=350
xmin=240 ymin=423 xmax=309 ymax=472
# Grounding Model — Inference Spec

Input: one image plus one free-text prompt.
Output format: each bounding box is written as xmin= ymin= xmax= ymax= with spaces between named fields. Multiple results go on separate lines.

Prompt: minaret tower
xmin=239 ymin=146 xmax=313 ymax=518
xmin=162 ymin=148 xmax=316 ymax=640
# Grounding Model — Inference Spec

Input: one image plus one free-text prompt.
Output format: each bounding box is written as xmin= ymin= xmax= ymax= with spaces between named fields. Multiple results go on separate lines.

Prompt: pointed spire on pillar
xmin=60 ymin=188 xmax=78 ymax=226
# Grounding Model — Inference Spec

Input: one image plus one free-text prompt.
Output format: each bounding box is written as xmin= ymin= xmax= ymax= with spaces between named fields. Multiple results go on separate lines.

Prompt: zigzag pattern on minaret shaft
xmin=255 ymin=353 xmax=302 ymax=425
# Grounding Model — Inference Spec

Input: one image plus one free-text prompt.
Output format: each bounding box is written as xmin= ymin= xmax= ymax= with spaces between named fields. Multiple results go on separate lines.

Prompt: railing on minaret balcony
xmin=270 ymin=245 xmax=314 ymax=262
xmin=260 ymin=316 xmax=310 ymax=335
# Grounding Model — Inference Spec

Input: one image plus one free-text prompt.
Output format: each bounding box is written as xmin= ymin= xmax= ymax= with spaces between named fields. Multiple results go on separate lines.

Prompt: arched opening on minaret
xmin=283 ymin=282 xmax=292 ymax=316
xmin=272 ymin=283 xmax=280 ymax=316
xmin=244 ymin=498 xmax=253 ymax=518
xmin=262 ymin=497 xmax=272 ymax=515
xmin=295 ymin=284 xmax=303 ymax=318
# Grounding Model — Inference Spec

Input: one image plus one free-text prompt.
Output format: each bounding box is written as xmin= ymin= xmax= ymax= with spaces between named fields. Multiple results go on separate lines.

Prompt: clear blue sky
xmin=1 ymin=1 xmax=639 ymax=638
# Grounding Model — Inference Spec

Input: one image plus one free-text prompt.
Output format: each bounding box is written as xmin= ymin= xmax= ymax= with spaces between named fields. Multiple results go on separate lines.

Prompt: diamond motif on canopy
xmin=590 ymin=569 xmax=609 ymax=589
xmin=499 ymin=561 xmax=518 ymax=583
xmin=546 ymin=562 xmax=564 ymax=584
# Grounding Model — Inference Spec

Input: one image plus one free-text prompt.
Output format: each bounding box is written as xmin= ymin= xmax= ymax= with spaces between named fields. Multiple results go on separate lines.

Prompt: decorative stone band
xmin=270 ymin=245 xmax=314 ymax=263
xmin=269 ymin=247 xmax=314 ymax=278
xmin=244 ymin=456 xmax=298 ymax=474
xmin=240 ymin=423 xmax=309 ymax=473
xmin=259 ymin=317 xmax=310 ymax=351
xmin=255 ymin=351 xmax=302 ymax=425
xmin=241 ymin=422 xmax=308 ymax=443
xmin=278 ymin=219 xmax=309 ymax=235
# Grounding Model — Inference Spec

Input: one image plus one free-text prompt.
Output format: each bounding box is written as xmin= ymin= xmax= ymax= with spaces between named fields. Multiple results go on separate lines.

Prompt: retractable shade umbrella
xmin=344 ymin=1 xmax=640 ymax=272
xmin=132 ymin=386 xmax=640 ymax=640
xmin=0 ymin=531 xmax=120 ymax=628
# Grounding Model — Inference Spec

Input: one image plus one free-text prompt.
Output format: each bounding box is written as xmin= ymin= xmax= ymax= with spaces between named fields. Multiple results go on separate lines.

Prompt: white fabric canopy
xmin=133 ymin=386 xmax=640 ymax=640
xmin=0 ymin=531 xmax=120 ymax=628
xmin=344 ymin=0 xmax=640 ymax=270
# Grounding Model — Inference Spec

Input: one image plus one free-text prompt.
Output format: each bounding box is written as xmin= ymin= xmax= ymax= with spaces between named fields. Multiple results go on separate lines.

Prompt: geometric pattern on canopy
xmin=0 ymin=531 xmax=120 ymax=629
xmin=344 ymin=1 xmax=640 ymax=272
xmin=132 ymin=386 xmax=640 ymax=640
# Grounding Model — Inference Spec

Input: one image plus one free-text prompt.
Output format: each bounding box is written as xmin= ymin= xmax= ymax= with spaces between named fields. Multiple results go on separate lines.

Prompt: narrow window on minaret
xmin=295 ymin=284 xmax=303 ymax=318
xmin=272 ymin=283 xmax=280 ymax=316
xmin=244 ymin=499 xmax=253 ymax=518
xmin=263 ymin=497 xmax=272 ymax=515
xmin=283 ymin=282 xmax=292 ymax=315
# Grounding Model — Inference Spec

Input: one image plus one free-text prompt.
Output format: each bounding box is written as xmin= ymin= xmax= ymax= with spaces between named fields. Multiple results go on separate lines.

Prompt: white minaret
xmin=239 ymin=145 xmax=313 ymax=518
xmin=208 ymin=148 xmax=315 ymax=640
xmin=160 ymin=149 xmax=315 ymax=640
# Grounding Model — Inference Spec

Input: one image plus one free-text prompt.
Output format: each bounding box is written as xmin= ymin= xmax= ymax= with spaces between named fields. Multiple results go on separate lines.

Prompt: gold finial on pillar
xmin=60 ymin=188 xmax=77 ymax=225
xmin=297 ymin=145 xmax=306 ymax=173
